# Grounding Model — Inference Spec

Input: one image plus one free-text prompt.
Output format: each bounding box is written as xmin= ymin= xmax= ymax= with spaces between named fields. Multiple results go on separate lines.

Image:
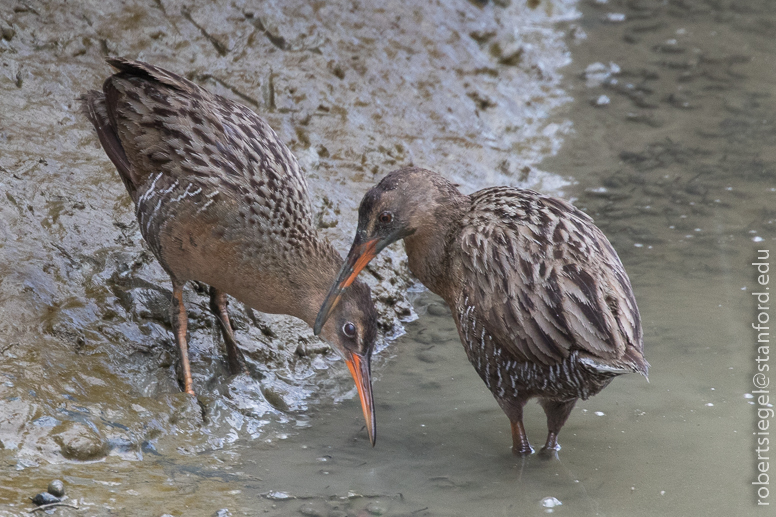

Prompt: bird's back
xmin=82 ymin=59 xmax=343 ymax=316
xmin=453 ymin=186 xmax=647 ymax=389
xmin=82 ymin=58 xmax=324 ymax=264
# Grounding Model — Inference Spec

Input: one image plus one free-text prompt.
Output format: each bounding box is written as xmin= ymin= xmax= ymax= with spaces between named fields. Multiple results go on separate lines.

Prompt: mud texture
xmin=0 ymin=0 xmax=575 ymax=501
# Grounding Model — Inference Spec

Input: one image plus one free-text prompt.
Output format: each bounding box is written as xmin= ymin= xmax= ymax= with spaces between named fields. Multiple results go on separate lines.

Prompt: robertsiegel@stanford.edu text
xmin=753 ymin=249 xmax=772 ymax=507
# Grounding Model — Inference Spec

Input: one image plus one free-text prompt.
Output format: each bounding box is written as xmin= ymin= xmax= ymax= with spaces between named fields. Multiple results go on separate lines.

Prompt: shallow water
xmin=1 ymin=0 xmax=775 ymax=515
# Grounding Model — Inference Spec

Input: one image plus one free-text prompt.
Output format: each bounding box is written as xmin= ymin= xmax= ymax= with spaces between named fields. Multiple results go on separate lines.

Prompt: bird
xmin=315 ymin=167 xmax=648 ymax=454
xmin=82 ymin=57 xmax=379 ymax=445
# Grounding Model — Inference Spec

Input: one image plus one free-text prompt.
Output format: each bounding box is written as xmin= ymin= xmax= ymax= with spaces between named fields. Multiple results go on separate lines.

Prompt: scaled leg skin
xmin=209 ymin=286 xmax=248 ymax=375
xmin=540 ymin=398 xmax=578 ymax=452
xmin=510 ymin=420 xmax=534 ymax=456
xmin=501 ymin=398 xmax=534 ymax=455
xmin=171 ymin=282 xmax=195 ymax=395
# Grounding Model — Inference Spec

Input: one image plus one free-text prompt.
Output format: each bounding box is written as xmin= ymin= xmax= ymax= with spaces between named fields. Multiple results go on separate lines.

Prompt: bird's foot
xmin=510 ymin=419 xmax=534 ymax=455
xmin=511 ymin=443 xmax=535 ymax=456
xmin=538 ymin=446 xmax=560 ymax=460
xmin=539 ymin=432 xmax=561 ymax=458
xmin=180 ymin=372 xmax=196 ymax=396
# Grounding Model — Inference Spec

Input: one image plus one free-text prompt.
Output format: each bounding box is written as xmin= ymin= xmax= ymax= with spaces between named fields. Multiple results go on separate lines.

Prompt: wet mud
xmin=1 ymin=0 xmax=578 ymax=514
xmin=2 ymin=0 xmax=775 ymax=515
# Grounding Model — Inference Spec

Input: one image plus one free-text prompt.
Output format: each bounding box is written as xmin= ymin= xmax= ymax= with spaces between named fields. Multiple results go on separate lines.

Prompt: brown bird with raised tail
xmin=315 ymin=167 xmax=648 ymax=454
xmin=82 ymin=58 xmax=379 ymax=444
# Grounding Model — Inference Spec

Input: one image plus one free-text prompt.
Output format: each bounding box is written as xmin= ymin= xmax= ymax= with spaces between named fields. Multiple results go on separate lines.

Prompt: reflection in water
xmin=1 ymin=0 xmax=775 ymax=515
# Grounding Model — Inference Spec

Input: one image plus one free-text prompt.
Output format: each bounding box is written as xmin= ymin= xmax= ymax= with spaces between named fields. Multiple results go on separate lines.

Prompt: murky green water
xmin=1 ymin=0 xmax=774 ymax=515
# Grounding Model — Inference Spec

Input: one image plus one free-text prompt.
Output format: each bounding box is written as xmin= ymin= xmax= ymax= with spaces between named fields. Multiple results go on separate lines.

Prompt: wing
xmin=93 ymin=58 xmax=313 ymax=224
xmin=456 ymin=187 xmax=645 ymax=371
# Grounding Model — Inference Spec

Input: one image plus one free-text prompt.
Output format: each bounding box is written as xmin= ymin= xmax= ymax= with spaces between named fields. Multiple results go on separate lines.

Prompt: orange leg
xmin=510 ymin=419 xmax=534 ymax=455
xmin=208 ymin=286 xmax=248 ymax=375
xmin=540 ymin=398 xmax=577 ymax=452
xmin=171 ymin=283 xmax=195 ymax=396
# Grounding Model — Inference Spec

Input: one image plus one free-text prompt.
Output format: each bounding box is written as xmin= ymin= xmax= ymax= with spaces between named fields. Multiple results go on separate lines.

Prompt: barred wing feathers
xmin=94 ymin=58 xmax=312 ymax=222
xmin=456 ymin=187 xmax=646 ymax=374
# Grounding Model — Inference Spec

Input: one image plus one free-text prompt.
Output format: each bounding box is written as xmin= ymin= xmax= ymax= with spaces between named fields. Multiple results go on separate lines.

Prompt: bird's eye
xmin=379 ymin=211 xmax=393 ymax=224
xmin=342 ymin=322 xmax=356 ymax=338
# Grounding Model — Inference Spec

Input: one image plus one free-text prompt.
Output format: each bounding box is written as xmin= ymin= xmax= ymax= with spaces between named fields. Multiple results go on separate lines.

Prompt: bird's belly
xmin=140 ymin=213 xmax=300 ymax=316
xmin=463 ymin=341 xmax=615 ymax=402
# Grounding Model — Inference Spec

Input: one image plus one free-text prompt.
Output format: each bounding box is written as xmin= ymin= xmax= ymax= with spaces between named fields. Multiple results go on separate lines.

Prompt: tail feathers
xmin=106 ymin=56 xmax=204 ymax=97
xmin=623 ymin=345 xmax=650 ymax=380
xmin=579 ymin=346 xmax=649 ymax=381
xmin=80 ymin=89 xmax=138 ymax=200
xmin=82 ymin=57 xmax=206 ymax=201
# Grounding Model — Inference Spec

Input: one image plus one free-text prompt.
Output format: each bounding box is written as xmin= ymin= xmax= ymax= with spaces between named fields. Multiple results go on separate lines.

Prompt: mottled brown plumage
xmin=316 ymin=167 xmax=648 ymax=454
xmin=82 ymin=58 xmax=379 ymax=444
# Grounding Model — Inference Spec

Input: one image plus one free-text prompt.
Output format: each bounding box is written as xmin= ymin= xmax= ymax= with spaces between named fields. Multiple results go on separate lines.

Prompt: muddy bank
xmin=0 ymin=0 xmax=576 ymax=498
xmin=1 ymin=0 xmax=775 ymax=515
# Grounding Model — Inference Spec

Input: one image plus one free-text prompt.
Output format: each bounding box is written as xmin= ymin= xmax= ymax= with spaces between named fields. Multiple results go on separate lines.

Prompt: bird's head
xmin=314 ymin=168 xmax=442 ymax=337
xmin=315 ymin=279 xmax=379 ymax=446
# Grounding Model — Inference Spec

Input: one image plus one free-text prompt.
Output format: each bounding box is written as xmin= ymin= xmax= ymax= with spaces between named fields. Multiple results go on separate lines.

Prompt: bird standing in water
xmin=82 ymin=58 xmax=378 ymax=444
xmin=316 ymin=167 xmax=648 ymax=454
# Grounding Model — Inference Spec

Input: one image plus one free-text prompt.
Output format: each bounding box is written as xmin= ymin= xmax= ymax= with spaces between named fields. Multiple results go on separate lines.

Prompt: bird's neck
xmin=223 ymin=238 xmax=340 ymax=328
xmin=403 ymin=192 xmax=470 ymax=300
xmin=286 ymin=242 xmax=343 ymax=327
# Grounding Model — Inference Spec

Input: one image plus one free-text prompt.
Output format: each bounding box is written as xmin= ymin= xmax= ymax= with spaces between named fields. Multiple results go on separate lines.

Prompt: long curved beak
xmin=314 ymin=237 xmax=380 ymax=335
xmin=345 ymin=350 xmax=376 ymax=446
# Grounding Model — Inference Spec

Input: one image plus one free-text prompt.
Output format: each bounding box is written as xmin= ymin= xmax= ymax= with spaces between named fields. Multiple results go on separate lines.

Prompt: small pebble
xmin=32 ymin=492 xmax=61 ymax=506
xmin=52 ymin=421 xmax=110 ymax=461
xmin=541 ymin=496 xmax=562 ymax=509
xmin=604 ymin=13 xmax=626 ymax=23
xmin=265 ymin=491 xmax=292 ymax=500
xmin=298 ymin=504 xmax=324 ymax=517
xmin=1 ymin=27 xmax=14 ymax=41
xmin=47 ymin=479 xmax=65 ymax=497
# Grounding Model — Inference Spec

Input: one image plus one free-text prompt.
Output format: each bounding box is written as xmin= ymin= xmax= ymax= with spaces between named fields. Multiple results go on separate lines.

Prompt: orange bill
xmin=314 ymin=238 xmax=379 ymax=335
xmin=345 ymin=351 xmax=376 ymax=446
xmin=341 ymin=239 xmax=377 ymax=288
